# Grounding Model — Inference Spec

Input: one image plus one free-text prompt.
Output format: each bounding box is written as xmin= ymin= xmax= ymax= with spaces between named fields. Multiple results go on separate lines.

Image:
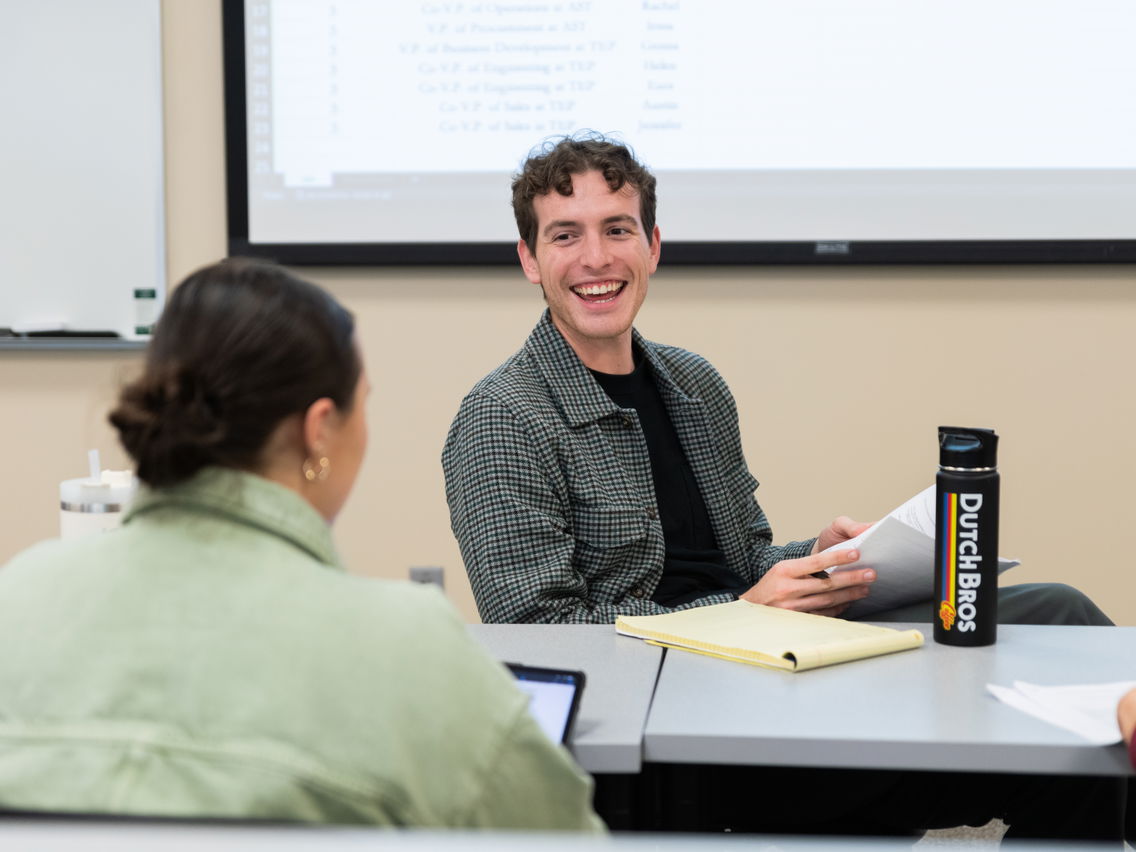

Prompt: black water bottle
xmin=933 ymin=427 xmax=999 ymax=646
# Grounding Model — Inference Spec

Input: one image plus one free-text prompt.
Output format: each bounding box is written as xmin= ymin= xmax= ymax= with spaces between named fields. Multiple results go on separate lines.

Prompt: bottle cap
xmin=939 ymin=426 xmax=998 ymax=469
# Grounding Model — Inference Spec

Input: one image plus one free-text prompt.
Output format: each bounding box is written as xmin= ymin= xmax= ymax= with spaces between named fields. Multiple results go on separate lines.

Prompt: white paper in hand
xmin=824 ymin=486 xmax=1019 ymax=618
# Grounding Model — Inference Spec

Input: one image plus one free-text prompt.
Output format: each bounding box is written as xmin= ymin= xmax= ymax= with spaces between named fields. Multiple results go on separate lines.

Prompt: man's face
xmin=518 ymin=169 xmax=660 ymax=372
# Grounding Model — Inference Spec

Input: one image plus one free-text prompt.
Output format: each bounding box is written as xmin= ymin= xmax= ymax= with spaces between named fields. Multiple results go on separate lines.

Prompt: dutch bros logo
xmin=938 ymin=492 xmax=983 ymax=633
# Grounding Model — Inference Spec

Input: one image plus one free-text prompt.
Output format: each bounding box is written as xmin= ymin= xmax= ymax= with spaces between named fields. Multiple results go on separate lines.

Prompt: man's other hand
xmin=812 ymin=515 xmax=872 ymax=555
xmin=740 ymin=547 xmax=876 ymax=618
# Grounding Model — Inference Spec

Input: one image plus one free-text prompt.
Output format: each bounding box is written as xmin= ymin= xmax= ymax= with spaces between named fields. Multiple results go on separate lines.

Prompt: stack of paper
xmin=616 ymin=599 xmax=924 ymax=672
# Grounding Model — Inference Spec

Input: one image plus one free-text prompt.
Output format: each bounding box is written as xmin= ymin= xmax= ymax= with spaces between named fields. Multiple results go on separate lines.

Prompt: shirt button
xmin=631 ymin=586 xmax=647 ymax=598
xmin=645 ymin=506 xmax=658 ymax=520
xmin=621 ymin=414 xmax=634 ymax=429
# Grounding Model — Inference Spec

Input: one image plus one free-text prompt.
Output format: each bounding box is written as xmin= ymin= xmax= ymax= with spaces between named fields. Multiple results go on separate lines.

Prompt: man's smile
xmin=570 ymin=280 xmax=626 ymax=303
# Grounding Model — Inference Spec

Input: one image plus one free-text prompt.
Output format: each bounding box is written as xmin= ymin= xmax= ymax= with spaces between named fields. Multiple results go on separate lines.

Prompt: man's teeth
xmin=574 ymin=281 xmax=623 ymax=296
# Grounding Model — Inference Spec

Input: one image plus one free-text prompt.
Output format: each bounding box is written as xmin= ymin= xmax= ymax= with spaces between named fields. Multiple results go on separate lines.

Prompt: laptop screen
xmin=506 ymin=663 xmax=585 ymax=745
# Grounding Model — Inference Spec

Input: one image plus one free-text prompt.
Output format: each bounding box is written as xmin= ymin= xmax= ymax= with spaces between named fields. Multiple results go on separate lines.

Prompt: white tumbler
xmin=59 ymin=456 xmax=138 ymax=539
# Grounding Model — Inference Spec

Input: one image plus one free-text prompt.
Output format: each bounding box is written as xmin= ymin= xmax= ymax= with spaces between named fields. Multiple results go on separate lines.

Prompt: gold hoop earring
xmin=303 ymin=456 xmax=330 ymax=482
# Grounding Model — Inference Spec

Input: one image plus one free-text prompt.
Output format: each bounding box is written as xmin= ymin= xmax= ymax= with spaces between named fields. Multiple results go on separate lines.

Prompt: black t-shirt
xmin=590 ymin=355 xmax=749 ymax=606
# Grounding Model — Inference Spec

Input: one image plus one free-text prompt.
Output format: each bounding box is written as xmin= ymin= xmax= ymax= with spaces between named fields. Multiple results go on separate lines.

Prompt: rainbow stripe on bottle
xmin=938 ymin=491 xmax=959 ymax=631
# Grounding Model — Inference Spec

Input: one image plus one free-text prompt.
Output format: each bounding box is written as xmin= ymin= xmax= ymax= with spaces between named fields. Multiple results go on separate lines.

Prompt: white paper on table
xmin=824 ymin=486 xmax=1019 ymax=618
xmin=986 ymin=680 xmax=1136 ymax=745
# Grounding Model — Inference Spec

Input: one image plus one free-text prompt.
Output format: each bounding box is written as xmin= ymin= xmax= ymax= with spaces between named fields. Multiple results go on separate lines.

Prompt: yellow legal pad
xmin=615 ymin=599 xmax=924 ymax=672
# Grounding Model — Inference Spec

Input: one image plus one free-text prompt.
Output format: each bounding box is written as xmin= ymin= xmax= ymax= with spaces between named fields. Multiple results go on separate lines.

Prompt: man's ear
xmin=647 ymin=225 xmax=661 ymax=274
xmin=302 ymin=397 xmax=337 ymax=457
xmin=517 ymin=239 xmax=542 ymax=285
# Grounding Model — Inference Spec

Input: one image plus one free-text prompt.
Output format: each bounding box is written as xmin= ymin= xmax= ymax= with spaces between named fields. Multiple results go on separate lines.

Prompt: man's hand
xmin=739 ymin=547 xmax=876 ymax=618
xmin=812 ymin=515 xmax=872 ymax=555
xmin=1118 ymin=687 xmax=1136 ymax=747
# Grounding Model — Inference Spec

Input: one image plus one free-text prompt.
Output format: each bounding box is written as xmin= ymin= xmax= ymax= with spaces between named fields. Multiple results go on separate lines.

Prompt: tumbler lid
xmin=939 ymin=426 xmax=998 ymax=469
xmin=60 ymin=469 xmax=137 ymax=508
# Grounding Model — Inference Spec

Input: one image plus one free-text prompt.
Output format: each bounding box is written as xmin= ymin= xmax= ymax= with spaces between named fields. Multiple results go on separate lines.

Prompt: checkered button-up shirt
xmin=443 ymin=311 xmax=814 ymax=624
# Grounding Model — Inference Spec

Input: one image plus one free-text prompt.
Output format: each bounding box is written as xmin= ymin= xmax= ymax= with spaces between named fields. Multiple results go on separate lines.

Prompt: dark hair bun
xmin=110 ymin=364 xmax=228 ymax=488
xmin=110 ymin=259 xmax=359 ymax=488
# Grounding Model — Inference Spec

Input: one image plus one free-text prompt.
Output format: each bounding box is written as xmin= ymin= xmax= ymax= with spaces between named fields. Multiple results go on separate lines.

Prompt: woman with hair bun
xmin=0 ymin=259 xmax=603 ymax=831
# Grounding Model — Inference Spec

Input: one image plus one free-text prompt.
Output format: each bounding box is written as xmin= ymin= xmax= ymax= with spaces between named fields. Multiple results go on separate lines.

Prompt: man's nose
xmin=580 ymin=232 xmax=612 ymax=269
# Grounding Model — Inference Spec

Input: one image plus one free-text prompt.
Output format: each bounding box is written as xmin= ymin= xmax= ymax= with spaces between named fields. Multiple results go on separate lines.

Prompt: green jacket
xmin=0 ymin=468 xmax=602 ymax=830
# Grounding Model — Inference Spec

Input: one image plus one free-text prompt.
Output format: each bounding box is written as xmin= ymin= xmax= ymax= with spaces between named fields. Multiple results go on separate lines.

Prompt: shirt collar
xmin=524 ymin=309 xmax=696 ymax=426
xmin=124 ymin=467 xmax=344 ymax=569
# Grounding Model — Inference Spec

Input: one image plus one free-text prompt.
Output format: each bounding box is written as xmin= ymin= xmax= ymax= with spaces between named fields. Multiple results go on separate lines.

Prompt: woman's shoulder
xmin=319 ymin=574 xmax=473 ymax=642
xmin=1 ymin=536 xmax=84 ymax=575
xmin=317 ymin=575 xmax=516 ymax=681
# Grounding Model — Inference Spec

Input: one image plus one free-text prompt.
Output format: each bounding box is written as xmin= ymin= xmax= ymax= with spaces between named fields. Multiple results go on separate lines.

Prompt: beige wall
xmin=2 ymin=0 xmax=1133 ymax=625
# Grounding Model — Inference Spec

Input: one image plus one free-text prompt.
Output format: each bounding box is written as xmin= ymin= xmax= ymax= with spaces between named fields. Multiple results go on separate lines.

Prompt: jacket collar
xmin=524 ymin=309 xmax=698 ymax=427
xmin=124 ymin=467 xmax=344 ymax=569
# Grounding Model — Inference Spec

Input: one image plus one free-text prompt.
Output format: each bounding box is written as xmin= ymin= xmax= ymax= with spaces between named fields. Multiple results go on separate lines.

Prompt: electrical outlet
xmin=409 ymin=565 xmax=445 ymax=589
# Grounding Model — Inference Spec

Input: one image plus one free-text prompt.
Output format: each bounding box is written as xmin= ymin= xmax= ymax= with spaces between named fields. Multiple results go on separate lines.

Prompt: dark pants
xmin=597 ymin=762 xmax=1125 ymax=841
xmin=867 ymin=582 xmax=1113 ymax=626
xmin=660 ymin=764 xmax=1125 ymax=841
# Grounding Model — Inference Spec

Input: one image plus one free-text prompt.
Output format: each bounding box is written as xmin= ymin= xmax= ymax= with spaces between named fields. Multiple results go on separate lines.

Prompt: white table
xmin=643 ymin=624 xmax=1136 ymax=776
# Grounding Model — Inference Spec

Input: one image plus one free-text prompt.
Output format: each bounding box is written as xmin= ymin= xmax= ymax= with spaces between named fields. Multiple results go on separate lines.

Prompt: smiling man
xmin=442 ymin=134 xmax=878 ymax=626
xmin=442 ymin=133 xmax=1111 ymax=633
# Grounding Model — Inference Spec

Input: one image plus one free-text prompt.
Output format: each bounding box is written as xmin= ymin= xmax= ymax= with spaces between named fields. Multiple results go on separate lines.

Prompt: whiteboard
xmin=0 ymin=0 xmax=164 ymax=345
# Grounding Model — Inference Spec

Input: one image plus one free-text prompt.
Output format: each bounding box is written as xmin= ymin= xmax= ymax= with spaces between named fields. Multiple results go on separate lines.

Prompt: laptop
xmin=506 ymin=663 xmax=585 ymax=745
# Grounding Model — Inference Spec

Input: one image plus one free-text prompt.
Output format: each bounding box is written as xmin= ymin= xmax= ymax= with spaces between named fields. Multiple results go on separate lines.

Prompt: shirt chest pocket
xmin=573 ymin=504 xmax=649 ymax=548
xmin=561 ymin=421 xmax=658 ymax=577
xmin=570 ymin=504 xmax=653 ymax=583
